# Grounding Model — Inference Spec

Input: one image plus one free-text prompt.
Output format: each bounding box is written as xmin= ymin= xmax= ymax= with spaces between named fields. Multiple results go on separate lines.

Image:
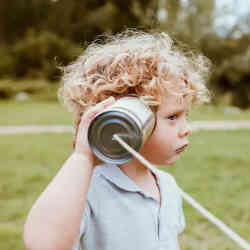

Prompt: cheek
xmin=155 ymin=120 xmax=177 ymax=143
xmin=146 ymin=120 xmax=176 ymax=151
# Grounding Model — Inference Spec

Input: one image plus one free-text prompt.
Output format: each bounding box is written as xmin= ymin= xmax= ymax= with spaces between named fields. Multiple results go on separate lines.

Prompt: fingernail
xmin=90 ymin=112 xmax=97 ymax=119
xmin=105 ymin=96 xmax=114 ymax=103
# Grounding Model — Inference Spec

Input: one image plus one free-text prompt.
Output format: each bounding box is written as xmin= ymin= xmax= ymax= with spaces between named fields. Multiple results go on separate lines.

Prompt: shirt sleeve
xmin=177 ymin=188 xmax=186 ymax=234
xmin=72 ymin=200 xmax=91 ymax=250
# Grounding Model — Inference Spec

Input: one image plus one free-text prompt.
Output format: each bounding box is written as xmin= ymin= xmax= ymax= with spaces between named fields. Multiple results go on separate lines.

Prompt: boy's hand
xmin=73 ymin=96 xmax=116 ymax=162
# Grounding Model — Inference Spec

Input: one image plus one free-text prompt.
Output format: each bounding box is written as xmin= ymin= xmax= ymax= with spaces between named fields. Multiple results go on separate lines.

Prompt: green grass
xmin=160 ymin=130 xmax=250 ymax=249
xmin=1 ymin=77 xmax=250 ymax=125
xmin=2 ymin=100 xmax=73 ymax=125
xmin=1 ymin=79 xmax=73 ymax=125
xmin=1 ymin=131 xmax=250 ymax=250
xmin=1 ymin=99 xmax=250 ymax=126
xmin=0 ymin=133 xmax=73 ymax=250
xmin=189 ymin=104 xmax=250 ymax=121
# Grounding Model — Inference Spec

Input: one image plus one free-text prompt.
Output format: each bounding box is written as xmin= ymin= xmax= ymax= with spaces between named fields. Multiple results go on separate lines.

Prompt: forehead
xmin=157 ymin=94 xmax=190 ymax=114
xmin=156 ymin=74 xmax=191 ymax=111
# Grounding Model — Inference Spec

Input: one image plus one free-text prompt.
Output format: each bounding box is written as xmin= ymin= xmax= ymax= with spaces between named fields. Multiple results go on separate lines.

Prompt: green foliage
xmin=210 ymin=46 xmax=250 ymax=109
xmin=0 ymin=0 xmax=158 ymax=45
xmin=0 ymin=30 xmax=81 ymax=81
xmin=0 ymin=0 xmax=250 ymax=108
xmin=158 ymin=0 xmax=250 ymax=108
xmin=0 ymin=47 xmax=15 ymax=82
xmin=0 ymin=0 xmax=52 ymax=44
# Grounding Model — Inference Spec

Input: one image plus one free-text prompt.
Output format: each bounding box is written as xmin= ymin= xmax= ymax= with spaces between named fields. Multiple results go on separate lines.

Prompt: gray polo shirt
xmin=73 ymin=163 xmax=185 ymax=250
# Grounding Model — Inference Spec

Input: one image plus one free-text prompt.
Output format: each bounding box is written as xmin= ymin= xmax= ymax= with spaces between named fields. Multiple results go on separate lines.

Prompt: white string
xmin=113 ymin=134 xmax=250 ymax=250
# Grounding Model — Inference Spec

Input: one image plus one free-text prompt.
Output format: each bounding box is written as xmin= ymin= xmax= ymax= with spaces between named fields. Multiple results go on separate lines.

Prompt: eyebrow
xmin=164 ymin=107 xmax=189 ymax=115
xmin=166 ymin=108 xmax=184 ymax=113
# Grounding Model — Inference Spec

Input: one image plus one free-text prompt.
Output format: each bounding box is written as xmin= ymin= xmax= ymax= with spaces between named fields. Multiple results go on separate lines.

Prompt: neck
xmin=119 ymin=158 xmax=153 ymax=183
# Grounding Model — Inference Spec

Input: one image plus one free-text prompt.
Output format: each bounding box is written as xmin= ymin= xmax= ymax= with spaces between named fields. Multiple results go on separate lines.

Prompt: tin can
xmin=88 ymin=96 xmax=156 ymax=165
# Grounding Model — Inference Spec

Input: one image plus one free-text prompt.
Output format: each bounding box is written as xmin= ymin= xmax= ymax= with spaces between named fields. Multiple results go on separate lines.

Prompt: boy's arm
xmin=23 ymin=97 xmax=116 ymax=250
xmin=23 ymin=153 xmax=94 ymax=250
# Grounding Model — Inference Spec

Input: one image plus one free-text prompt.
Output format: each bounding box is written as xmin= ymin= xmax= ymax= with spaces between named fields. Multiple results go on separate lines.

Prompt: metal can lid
xmin=88 ymin=110 xmax=142 ymax=165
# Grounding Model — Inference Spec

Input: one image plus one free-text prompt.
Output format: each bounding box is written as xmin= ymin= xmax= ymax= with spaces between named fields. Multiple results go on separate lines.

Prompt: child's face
xmin=140 ymin=94 xmax=191 ymax=166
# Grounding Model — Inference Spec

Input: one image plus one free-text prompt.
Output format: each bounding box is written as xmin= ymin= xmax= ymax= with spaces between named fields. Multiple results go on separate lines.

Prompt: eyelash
xmin=167 ymin=114 xmax=178 ymax=120
xmin=167 ymin=112 xmax=189 ymax=121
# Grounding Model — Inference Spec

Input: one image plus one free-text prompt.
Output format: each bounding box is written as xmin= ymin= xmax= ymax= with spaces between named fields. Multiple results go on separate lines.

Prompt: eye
xmin=167 ymin=114 xmax=178 ymax=120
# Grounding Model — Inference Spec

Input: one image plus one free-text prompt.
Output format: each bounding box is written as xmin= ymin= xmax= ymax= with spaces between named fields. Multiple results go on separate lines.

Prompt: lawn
xmin=1 ymin=130 xmax=250 ymax=250
xmin=2 ymin=100 xmax=73 ymax=126
xmin=2 ymin=99 xmax=250 ymax=126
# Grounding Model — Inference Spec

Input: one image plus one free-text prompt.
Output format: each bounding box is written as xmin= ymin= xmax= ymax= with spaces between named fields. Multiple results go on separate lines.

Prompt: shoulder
xmin=83 ymin=164 xmax=105 ymax=196
xmin=88 ymin=163 xmax=107 ymax=191
xmin=156 ymin=169 xmax=186 ymax=233
xmin=155 ymin=168 xmax=179 ymax=187
xmin=86 ymin=163 xmax=120 ymax=199
xmin=154 ymin=168 xmax=182 ymax=197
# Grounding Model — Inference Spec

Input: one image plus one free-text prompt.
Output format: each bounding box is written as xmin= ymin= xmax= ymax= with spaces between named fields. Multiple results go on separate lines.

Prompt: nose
xmin=179 ymin=121 xmax=191 ymax=138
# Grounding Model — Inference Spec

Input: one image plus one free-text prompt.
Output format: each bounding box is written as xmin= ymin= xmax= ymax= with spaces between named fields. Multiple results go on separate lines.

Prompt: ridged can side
xmin=88 ymin=97 xmax=156 ymax=165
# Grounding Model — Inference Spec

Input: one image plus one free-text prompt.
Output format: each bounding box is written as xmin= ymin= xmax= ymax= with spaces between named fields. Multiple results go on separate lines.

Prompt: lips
xmin=175 ymin=144 xmax=188 ymax=153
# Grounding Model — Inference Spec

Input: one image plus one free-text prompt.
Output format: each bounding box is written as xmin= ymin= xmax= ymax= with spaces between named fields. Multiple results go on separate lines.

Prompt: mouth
xmin=175 ymin=144 xmax=188 ymax=153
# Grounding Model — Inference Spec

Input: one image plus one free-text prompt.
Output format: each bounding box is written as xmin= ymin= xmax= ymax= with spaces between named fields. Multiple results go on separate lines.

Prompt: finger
xmin=81 ymin=97 xmax=115 ymax=123
xmin=91 ymin=96 xmax=115 ymax=113
xmin=74 ymin=97 xmax=116 ymax=154
xmin=76 ymin=97 xmax=116 ymax=143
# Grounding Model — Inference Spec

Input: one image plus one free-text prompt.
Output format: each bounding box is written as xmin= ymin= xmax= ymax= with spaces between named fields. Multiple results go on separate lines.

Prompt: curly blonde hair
xmin=58 ymin=29 xmax=211 ymax=135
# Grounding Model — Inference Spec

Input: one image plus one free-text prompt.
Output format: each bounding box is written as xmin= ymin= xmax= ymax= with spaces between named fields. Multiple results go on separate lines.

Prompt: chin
xmin=147 ymin=154 xmax=178 ymax=166
xmin=164 ymin=155 xmax=179 ymax=166
xmin=151 ymin=158 xmax=176 ymax=166
xmin=165 ymin=160 xmax=177 ymax=166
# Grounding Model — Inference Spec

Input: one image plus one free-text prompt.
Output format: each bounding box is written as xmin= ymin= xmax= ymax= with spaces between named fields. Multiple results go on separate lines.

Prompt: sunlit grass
xmin=1 ymin=78 xmax=250 ymax=125
xmin=3 ymin=100 xmax=73 ymax=125
xmin=1 ymin=131 xmax=250 ymax=250
xmin=2 ymin=99 xmax=250 ymax=126
xmin=189 ymin=104 xmax=250 ymax=121
xmin=161 ymin=130 xmax=250 ymax=249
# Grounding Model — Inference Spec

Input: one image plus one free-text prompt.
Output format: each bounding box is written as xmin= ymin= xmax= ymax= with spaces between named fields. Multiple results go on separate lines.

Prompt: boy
xmin=24 ymin=30 xmax=210 ymax=250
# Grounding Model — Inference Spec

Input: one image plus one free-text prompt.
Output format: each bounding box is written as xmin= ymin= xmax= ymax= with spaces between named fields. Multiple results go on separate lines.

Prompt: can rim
xmin=88 ymin=110 xmax=143 ymax=165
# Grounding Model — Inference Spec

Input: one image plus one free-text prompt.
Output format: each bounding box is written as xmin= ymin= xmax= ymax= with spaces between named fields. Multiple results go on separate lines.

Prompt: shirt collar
xmin=96 ymin=163 xmax=162 ymax=198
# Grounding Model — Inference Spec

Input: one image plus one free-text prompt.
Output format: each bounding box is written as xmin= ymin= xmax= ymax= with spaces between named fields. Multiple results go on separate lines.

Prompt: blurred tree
xmin=0 ymin=0 xmax=159 ymax=45
xmin=0 ymin=0 xmax=159 ymax=80
xmin=158 ymin=0 xmax=250 ymax=108
xmin=0 ymin=0 xmax=51 ymax=44
xmin=0 ymin=30 xmax=80 ymax=80
xmin=158 ymin=0 xmax=216 ymax=45
xmin=0 ymin=0 xmax=250 ymax=108
xmin=159 ymin=0 xmax=181 ymax=31
xmin=210 ymin=35 xmax=250 ymax=109
xmin=45 ymin=0 xmax=158 ymax=43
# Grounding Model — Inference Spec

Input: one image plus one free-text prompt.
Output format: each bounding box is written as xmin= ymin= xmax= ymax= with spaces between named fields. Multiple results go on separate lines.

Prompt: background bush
xmin=0 ymin=0 xmax=250 ymax=108
xmin=0 ymin=30 xmax=81 ymax=81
